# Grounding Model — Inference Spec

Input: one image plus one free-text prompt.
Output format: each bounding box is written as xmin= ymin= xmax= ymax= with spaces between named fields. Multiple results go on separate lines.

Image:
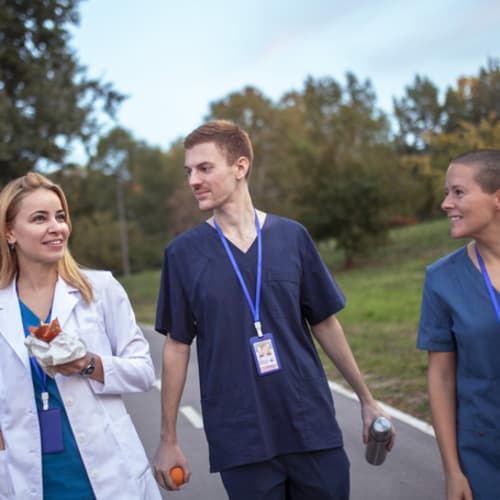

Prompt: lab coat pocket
xmin=137 ymin=467 xmax=162 ymax=500
xmin=0 ymin=450 xmax=15 ymax=499
xmin=114 ymin=413 xmax=149 ymax=479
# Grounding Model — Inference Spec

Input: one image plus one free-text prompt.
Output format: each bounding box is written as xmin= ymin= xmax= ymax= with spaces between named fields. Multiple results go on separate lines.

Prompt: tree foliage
xmin=394 ymin=58 xmax=500 ymax=219
xmin=3 ymin=1 xmax=497 ymax=273
xmin=393 ymin=75 xmax=443 ymax=153
xmin=444 ymin=58 xmax=500 ymax=131
xmin=292 ymin=75 xmax=398 ymax=266
xmin=0 ymin=0 xmax=124 ymax=181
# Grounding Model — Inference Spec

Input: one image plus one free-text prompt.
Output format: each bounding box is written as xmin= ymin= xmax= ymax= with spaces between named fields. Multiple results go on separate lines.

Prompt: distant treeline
xmin=1 ymin=2 xmax=499 ymax=273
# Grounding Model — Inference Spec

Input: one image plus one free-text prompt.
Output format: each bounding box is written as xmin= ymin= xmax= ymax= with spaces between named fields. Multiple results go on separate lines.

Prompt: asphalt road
xmin=124 ymin=325 xmax=445 ymax=499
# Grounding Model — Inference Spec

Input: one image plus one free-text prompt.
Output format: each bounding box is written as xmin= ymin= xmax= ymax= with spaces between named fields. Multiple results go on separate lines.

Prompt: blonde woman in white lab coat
xmin=0 ymin=172 xmax=161 ymax=499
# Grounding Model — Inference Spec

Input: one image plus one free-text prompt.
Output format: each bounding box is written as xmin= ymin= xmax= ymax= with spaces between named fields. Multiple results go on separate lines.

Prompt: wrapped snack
xmin=24 ymin=318 xmax=87 ymax=378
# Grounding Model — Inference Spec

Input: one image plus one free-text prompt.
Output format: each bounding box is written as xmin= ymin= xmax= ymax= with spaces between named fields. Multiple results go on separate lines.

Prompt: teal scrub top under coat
xmin=417 ymin=245 xmax=500 ymax=499
xmin=19 ymin=301 xmax=95 ymax=500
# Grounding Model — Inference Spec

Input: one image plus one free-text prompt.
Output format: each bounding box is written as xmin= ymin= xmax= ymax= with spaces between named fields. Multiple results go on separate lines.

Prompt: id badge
xmin=250 ymin=333 xmax=281 ymax=375
xmin=38 ymin=407 xmax=64 ymax=454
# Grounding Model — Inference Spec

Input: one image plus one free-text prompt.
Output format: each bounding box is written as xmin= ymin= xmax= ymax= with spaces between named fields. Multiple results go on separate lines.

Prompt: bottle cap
xmin=372 ymin=416 xmax=392 ymax=433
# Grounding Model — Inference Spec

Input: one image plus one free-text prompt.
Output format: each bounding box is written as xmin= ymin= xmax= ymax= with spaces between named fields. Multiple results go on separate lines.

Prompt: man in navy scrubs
xmin=153 ymin=120 xmax=394 ymax=499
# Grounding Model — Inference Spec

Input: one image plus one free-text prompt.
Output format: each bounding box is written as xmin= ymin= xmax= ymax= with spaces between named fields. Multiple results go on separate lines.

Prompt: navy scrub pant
xmin=220 ymin=447 xmax=350 ymax=500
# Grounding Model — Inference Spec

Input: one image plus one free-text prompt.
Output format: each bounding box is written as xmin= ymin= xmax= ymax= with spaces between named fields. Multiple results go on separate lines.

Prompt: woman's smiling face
xmin=7 ymin=188 xmax=70 ymax=268
xmin=441 ymin=162 xmax=499 ymax=240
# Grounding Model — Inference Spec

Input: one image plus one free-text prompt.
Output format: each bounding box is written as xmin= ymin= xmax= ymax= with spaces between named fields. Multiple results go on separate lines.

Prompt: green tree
xmin=393 ymin=75 xmax=443 ymax=153
xmin=86 ymin=128 xmax=188 ymax=272
xmin=92 ymin=127 xmax=135 ymax=275
xmin=444 ymin=58 xmax=500 ymax=132
xmin=0 ymin=0 xmax=124 ymax=181
xmin=49 ymin=163 xmax=121 ymax=271
xmin=293 ymin=74 xmax=398 ymax=267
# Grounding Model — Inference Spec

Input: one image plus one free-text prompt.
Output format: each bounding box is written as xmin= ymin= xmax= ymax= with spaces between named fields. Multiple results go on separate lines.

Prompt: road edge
xmin=328 ymin=380 xmax=435 ymax=437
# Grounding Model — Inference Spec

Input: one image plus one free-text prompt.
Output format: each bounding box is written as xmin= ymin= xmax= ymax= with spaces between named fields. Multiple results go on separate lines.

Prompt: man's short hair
xmin=184 ymin=120 xmax=254 ymax=167
xmin=452 ymin=148 xmax=500 ymax=193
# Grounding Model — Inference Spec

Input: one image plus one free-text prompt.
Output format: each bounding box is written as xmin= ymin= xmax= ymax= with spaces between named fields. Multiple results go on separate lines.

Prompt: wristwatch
xmin=80 ymin=354 xmax=96 ymax=377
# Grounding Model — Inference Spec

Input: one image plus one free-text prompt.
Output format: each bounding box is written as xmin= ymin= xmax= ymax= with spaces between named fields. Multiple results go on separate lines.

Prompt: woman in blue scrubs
xmin=417 ymin=148 xmax=500 ymax=500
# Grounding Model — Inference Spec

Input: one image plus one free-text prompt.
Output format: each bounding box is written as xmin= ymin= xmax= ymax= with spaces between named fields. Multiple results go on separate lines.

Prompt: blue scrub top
xmin=20 ymin=301 xmax=95 ymax=500
xmin=417 ymin=246 xmax=500 ymax=498
xmin=156 ymin=214 xmax=346 ymax=472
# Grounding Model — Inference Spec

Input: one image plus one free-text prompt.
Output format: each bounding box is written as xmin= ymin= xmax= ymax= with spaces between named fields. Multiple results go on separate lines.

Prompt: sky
xmin=70 ymin=0 xmax=500 ymax=151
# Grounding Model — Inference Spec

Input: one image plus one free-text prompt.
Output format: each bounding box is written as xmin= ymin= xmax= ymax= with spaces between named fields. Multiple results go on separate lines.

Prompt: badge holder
xmin=250 ymin=324 xmax=281 ymax=376
xmin=38 ymin=391 xmax=64 ymax=454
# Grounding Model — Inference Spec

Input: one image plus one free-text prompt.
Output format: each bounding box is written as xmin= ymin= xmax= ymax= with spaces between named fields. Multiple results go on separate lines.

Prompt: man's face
xmin=184 ymin=142 xmax=239 ymax=211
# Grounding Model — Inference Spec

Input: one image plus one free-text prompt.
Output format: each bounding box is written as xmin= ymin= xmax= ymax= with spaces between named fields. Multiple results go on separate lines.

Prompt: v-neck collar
xmin=207 ymin=213 xmax=269 ymax=255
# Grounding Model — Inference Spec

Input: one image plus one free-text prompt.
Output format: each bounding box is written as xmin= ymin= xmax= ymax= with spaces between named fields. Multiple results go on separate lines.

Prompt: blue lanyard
xmin=16 ymin=286 xmax=52 ymax=407
xmin=475 ymin=244 xmax=500 ymax=323
xmin=213 ymin=210 xmax=263 ymax=337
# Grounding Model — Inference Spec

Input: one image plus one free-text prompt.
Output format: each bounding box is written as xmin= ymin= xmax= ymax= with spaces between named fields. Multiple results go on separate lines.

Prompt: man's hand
xmin=153 ymin=440 xmax=190 ymax=490
xmin=362 ymin=402 xmax=396 ymax=451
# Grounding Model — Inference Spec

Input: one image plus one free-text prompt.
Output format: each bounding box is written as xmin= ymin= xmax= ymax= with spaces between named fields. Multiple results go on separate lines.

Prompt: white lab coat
xmin=0 ymin=271 xmax=162 ymax=499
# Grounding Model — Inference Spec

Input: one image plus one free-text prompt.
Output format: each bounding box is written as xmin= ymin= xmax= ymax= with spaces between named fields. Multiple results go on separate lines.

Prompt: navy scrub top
xmin=156 ymin=214 xmax=346 ymax=472
xmin=417 ymin=246 xmax=500 ymax=498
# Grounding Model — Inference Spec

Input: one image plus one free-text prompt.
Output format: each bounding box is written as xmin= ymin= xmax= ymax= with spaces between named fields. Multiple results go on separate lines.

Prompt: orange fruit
xmin=170 ymin=466 xmax=185 ymax=487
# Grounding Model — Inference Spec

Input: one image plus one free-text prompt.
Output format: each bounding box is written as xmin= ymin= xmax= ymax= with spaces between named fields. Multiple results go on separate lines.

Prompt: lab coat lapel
xmin=51 ymin=276 xmax=80 ymax=330
xmin=0 ymin=280 xmax=30 ymax=368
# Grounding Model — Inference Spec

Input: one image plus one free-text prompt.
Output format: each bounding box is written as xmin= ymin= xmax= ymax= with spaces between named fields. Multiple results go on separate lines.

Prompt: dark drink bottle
xmin=365 ymin=416 xmax=392 ymax=465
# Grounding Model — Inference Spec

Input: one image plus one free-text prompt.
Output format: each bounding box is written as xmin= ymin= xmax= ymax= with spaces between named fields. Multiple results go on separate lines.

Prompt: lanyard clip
xmin=254 ymin=321 xmax=263 ymax=338
xmin=41 ymin=391 xmax=49 ymax=411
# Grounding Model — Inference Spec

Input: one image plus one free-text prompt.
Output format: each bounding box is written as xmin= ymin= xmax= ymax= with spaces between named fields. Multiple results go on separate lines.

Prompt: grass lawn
xmin=119 ymin=218 xmax=464 ymax=423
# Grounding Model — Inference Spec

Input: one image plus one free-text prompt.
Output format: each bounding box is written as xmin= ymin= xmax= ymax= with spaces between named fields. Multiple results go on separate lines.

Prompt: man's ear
xmin=235 ymin=156 xmax=250 ymax=180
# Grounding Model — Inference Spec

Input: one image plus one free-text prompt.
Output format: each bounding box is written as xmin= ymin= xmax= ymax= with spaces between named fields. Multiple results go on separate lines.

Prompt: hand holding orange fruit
xmin=170 ymin=466 xmax=185 ymax=487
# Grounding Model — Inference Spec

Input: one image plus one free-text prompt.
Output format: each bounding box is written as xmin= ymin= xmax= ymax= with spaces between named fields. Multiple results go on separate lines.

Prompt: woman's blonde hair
xmin=0 ymin=172 xmax=94 ymax=303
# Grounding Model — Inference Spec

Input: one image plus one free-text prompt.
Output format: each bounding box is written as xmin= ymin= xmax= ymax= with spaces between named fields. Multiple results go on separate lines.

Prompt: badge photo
xmin=250 ymin=333 xmax=281 ymax=376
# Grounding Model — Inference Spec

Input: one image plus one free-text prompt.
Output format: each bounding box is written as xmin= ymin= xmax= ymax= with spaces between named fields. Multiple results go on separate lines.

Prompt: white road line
xmin=180 ymin=406 xmax=204 ymax=429
xmin=328 ymin=380 xmax=435 ymax=437
xmin=153 ymin=379 xmax=204 ymax=429
xmin=153 ymin=378 xmax=434 ymax=436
